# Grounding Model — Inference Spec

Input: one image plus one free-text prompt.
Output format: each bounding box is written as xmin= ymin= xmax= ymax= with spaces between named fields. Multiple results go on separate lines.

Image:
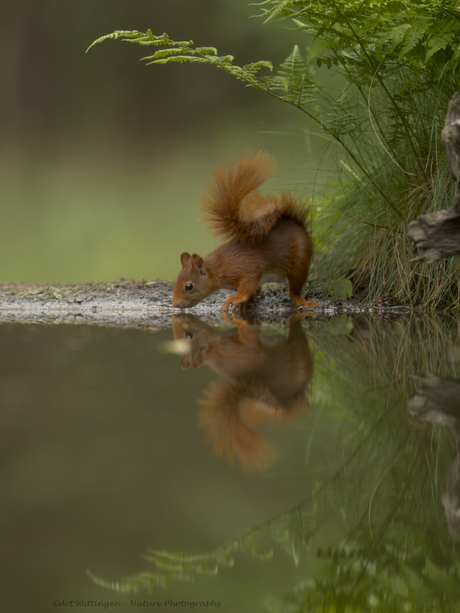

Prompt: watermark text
xmin=52 ymin=600 xmax=222 ymax=609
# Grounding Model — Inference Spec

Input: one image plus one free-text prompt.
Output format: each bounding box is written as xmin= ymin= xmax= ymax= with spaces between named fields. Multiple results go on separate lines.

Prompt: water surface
xmin=1 ymin=313 xmax=459 ymax=612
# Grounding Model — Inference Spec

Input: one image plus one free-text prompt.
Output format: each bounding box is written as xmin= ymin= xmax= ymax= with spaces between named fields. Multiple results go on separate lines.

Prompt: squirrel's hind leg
xmin=291 ymin=294 xmax=320 ymax=310
xmin=288 ymin=276 xmax=319 ymax=310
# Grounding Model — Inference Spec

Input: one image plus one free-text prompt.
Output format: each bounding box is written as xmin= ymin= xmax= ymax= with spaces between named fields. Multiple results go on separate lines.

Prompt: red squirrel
xmin=172 ymin=312 xmax=311 ymax=470
xmin=172 ymin=151 xmax=319 ymax=311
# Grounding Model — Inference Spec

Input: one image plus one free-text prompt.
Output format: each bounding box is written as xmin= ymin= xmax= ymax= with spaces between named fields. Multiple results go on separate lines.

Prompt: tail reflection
xmin=173 ymin=313 xmax=312 ymax=470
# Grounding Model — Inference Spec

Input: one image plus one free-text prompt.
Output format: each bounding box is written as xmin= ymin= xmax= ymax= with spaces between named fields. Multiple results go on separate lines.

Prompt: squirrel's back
xmin=201 ymin=150 xmax=308 ymax=244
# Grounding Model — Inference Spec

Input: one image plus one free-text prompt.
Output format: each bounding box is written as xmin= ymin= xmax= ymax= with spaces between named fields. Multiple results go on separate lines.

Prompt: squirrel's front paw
xmin=222 ymin=295 xmax=252 ymax=312
xmin=221 ymin=295 xmax=237 ymax=312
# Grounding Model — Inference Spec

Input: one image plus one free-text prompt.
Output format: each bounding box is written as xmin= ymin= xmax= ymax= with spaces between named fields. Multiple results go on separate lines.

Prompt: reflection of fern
xmin=267 ymin=537 xmax=460 ymax=613
xmin=87 ymin=569 xmax=179 ymax=592
xmin=88 ymin=316 xmax=460 ymax=608
xmin=87 ymin=508 xmax=316 ymax=593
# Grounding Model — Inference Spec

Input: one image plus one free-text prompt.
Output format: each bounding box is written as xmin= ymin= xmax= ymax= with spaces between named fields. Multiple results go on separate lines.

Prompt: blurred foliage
xmin=0 ymin=0 xmax=307 ymax=283
xmin=328 ymin=279 xmax=353 ymax=299
xmin=1 ymin=0 xmax=296 ymax=146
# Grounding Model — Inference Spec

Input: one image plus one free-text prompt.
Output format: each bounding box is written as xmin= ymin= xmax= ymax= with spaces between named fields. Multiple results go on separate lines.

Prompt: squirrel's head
xmin=172 ymin=252 xmax=213 ymax=308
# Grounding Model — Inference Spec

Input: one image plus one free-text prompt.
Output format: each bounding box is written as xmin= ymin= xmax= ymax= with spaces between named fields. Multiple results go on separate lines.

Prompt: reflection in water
xmin=172 ymin=313 xmax=312 ymax=470
xmin=408 ymin=373 xmax=460 ymax=541
xmin=3 ymin=315 xmax=460 ymax=612
xmin=88 ymin=315 xmax=460 ymax=611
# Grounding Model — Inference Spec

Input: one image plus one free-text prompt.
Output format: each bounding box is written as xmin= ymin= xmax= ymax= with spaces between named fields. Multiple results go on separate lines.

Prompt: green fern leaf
xmin=269 ymin=45 xmax=317 ymax=107
xmin=243 ymin=60 xmax=273 ymax=72
xmin=262 ymin=75 xmax=290 ymax=92
xmin=389 ymin=24 xmax=412 ymax=53
xmin=142 ymin=48 xmax=190 ymax=61
xmin=398 ymin=26 xmax=427 ymax=61
xmin=86 ymin=30 xmax=145 ymax=54
xmin=145 ymin=55 xmax=204 ymax=65
xmin=258 ymin=0 xmax=294 ymax=24
xmin=425 ymin=35 xmax=449 ymax=62
xmin=195 ymin=47 xmax=218 ymax=55
xmin=206 ymin=55 xmax=235 ymax=66
xmin=278 ymin=45 xmax=305 ymax=77
xmin=307 ymin=38 xmax=332 ymax=64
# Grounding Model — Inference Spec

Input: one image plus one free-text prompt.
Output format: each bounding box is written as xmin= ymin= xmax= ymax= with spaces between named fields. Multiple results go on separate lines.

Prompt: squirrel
xmin=173 ymin=312 xmax=312 ymax=470
xmin=172 ymin=151 xmax=319 ymax=312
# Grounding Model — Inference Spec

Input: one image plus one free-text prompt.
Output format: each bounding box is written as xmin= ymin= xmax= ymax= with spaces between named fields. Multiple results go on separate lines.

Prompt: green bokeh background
xmin=1 ymin=0 xmax=321 ymax=284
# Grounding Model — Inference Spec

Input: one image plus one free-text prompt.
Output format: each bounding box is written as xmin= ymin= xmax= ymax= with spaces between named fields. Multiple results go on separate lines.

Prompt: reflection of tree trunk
xmin=408 ymin=93 xmax=460 ymax=262
xmin=408 ymin=373 xmax=460 ymax=541
xmin=408 ymin=373 xmax=460 ymax=435
xmin=442 ymin=449 xmax=460 ymax=543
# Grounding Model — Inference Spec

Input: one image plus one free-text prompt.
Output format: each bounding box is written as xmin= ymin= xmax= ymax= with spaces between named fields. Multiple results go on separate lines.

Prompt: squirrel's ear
xmin=191 ymin=254 xmax=206 ymax=276
xmin=180 ymin=252 xmax=191 ymax=267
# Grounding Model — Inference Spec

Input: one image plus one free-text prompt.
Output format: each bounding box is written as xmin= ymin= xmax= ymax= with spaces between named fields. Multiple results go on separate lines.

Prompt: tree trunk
xmin=407 ymin=92 xmax=460 ymax=263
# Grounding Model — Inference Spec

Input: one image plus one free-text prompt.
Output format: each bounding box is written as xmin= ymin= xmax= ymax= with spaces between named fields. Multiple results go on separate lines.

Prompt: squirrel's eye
xmin=185 ymin=283 xmax=193 ymax=292
xmin=185 ymin=331 xmax=193 ymax=340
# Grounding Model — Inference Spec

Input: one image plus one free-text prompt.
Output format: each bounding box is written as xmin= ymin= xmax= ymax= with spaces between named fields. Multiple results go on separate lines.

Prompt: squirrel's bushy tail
xmin=201 ymin=150 xmax=308 ymax=244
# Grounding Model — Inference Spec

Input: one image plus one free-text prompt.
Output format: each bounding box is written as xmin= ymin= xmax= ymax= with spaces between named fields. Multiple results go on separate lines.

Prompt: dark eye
xmin=185 ymin=283 xmax=193 ymax=291
xmin=185 ymin=331 xmax=193 ymax=340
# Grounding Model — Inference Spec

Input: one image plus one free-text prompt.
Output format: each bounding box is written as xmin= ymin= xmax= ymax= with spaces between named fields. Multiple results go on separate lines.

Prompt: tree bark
xmin=407 ymin=92 xmax=460 ymax=263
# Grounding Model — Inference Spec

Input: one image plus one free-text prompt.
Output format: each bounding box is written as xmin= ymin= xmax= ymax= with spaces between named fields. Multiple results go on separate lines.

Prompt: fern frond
xmin=425 ymin=35 xmax=449 ymax=63
xmin=86 ymin=30 xmax=145 ymax=54
xmin=268 ymin=45 xmax=317 ymax=107
xmin=88 ymin=30 xmax=274 ymax=90
xmin=389 ymin=24 xmax=412 ymax=53
xmin=307 ymin=38 xmax=332 ymax=64
xmin=86 ymin=30 xmax=195 ymax=54
xmin=145 ymin=55 xmax=206 ymax=65
xmin=195 ymin=47 xmax=218 ymax=55
xmin=262 ymin=75 xmax=290 ymax=92
xmin=142 ymin=48 xmax=190 ymax=61
xmin=243 ymin=60 xmax=273 ymax=72
xmin=398 ymin=25 xmax=427 ymax=61
xmin=278 ymin=44 xmax=305 ymax=77
xmin=256 ymin=0 xmax=295 ymax=24
xmin=125 ymin=34 xmax=191 ymax=47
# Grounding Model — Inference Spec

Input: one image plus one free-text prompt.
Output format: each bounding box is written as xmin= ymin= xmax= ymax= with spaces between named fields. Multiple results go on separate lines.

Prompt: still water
xmin=1 ymin=313 xmax=460 ymax=613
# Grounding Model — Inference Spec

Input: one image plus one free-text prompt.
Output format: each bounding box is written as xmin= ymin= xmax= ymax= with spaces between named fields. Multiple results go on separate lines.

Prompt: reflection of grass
xmin=88 ymin=315 xmax=460 ymax=610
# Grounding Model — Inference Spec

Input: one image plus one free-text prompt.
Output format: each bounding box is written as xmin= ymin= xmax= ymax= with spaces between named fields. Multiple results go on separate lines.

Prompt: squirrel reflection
xmin=173 ymin=313 xmax=312 ymax=470
xmin=408 ymin=373 xmax=460 ymax=541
